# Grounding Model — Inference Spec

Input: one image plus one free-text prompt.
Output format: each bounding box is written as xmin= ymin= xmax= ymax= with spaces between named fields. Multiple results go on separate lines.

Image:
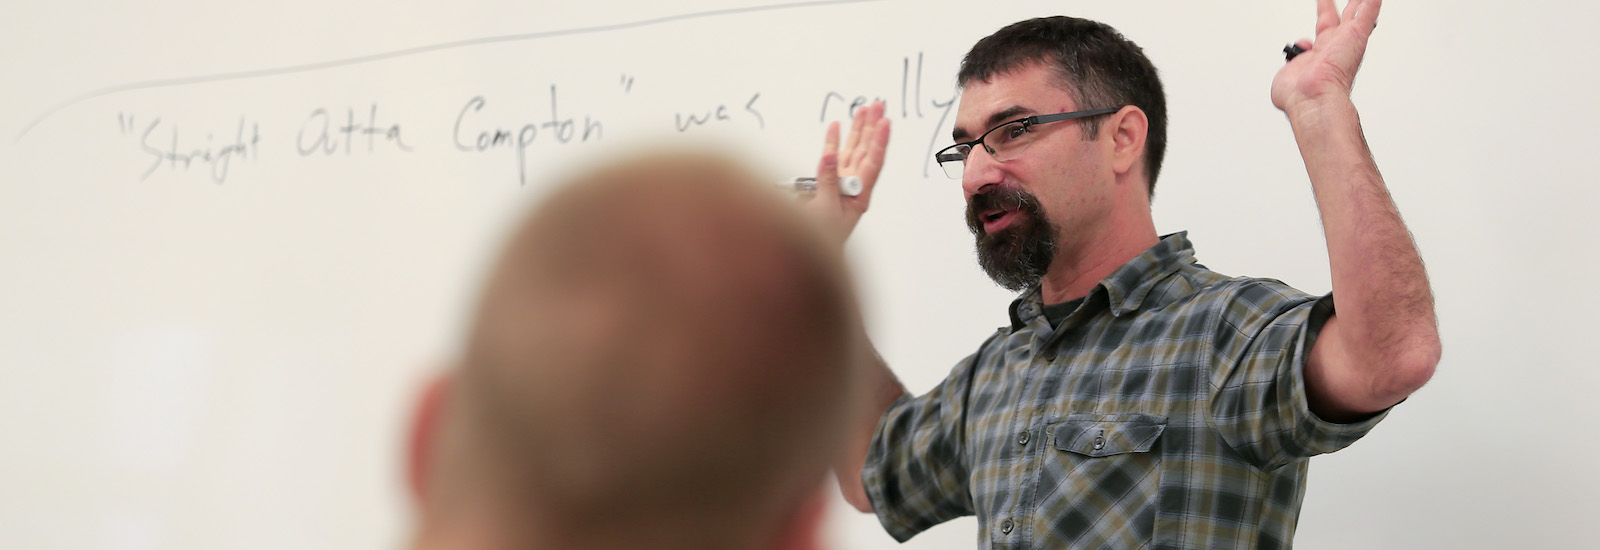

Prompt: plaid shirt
xmin=862 ymin=232 xmax=1387 ymax=549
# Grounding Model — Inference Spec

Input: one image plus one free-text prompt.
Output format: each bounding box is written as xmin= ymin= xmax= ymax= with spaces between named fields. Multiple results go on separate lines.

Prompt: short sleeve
xmin=860 ymin=337 xmax=992 ymax=541
xmin=1209 ymin=286 xmax=1388 ymax=470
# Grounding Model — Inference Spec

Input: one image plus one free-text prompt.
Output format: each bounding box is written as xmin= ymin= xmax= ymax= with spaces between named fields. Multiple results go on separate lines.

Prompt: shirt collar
xmin=1008 ymin=231 xmax=1198 ymax=329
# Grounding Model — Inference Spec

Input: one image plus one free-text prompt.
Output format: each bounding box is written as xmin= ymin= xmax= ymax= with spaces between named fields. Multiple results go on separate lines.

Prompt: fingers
xmin=842 ymin=103 xmax=868 ymax=161
xmin=1358 ymin=0 xmax=1382 ymax=33
xmin=815 ymin=121 xmax=842 ymax=197
xmin=855 ymin=117 xmax=892 ymax=200
xmin=1311 ymin=0 xmax=1379 ymax=49
xmin=842 ymin=101 xmax=885 ymax=172
xmin=822 ymin=119 xmax=840 ymax=158
xmin=1341 ymin=0 xmax=1363 ymax=22
xmin=1315 ymin=0 xmax=1339 ymax=36
xmin=823 ymin=101 xmax=889 ymax=202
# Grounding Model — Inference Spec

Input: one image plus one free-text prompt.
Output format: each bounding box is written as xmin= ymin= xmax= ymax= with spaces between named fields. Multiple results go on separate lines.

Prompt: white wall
xmin=2 ymin=1 xmax=1594 ymax=548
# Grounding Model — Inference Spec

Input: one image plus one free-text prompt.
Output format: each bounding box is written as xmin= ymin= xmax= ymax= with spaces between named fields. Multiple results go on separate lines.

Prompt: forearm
xmin=835 ymin=344 xmax=906 ymax=513
xmin=1289 ymin=99 xmax=1440 ymax=404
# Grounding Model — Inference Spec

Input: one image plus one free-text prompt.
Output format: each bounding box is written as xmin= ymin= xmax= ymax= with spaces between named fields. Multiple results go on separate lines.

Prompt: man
xmin=807 ymin=1 xmax=1440 ymax=548
xmin=404 ymin=152 xmax=867 ymax=550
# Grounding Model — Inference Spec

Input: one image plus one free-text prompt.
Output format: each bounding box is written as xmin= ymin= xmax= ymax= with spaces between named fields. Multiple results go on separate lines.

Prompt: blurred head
xmin=409 ymin=151 xmax=864 ymax=550
xmin=952 ymin=16 xmax=1164 ymax=290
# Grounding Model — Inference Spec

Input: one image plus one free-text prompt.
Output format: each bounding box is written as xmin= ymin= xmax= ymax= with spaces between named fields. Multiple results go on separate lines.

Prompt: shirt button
xmin=1093 ymin=436 xmax=1106 ymax=450
xmin=1001 ymin=519 xmax=1014 ymax=534
xmin=1017 ymin=432 xmax=1030 ymax=446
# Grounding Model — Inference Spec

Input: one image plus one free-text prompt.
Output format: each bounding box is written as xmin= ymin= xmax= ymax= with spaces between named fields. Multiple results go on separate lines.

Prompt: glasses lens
xmin=939 ymin=158 xmax=965 ymax=179
xmin=935 ymin=145 xmax=969 ymax=179
xmin=988 ymin=121 xmax=1031 ymax=161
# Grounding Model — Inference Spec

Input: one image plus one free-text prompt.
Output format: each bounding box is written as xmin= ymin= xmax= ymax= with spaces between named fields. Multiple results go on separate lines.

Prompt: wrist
xmin=1284 ymin=96 xmax=1359 ymax=130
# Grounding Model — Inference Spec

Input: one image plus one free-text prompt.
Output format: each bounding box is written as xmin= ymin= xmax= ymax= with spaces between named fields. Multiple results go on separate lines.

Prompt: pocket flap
xmin=1053 ymin=414 xmax=1168 ymax=457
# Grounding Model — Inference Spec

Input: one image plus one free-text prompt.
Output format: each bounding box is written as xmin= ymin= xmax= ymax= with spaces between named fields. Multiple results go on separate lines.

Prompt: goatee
xmin=966 ymin=186 xmax=1058 ymax=292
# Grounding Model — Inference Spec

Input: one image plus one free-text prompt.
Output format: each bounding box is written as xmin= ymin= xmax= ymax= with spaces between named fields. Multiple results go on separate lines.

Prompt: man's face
xmin=952 ymin=63 xmax=1111 ymax=290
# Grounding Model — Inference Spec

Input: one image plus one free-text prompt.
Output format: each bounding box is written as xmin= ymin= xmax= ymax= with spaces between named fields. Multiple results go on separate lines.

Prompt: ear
xmin=769 ymin=484 xmax=830 ymax=550
xmin=407 ymin=371 xmax=453 ymax=505
xmin=1108 ymin=106 xmax=1149 ymax=180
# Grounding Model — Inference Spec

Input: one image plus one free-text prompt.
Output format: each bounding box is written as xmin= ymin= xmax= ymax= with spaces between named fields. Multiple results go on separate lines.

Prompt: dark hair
xmin=958 ymin=16 xmax=1168 ymax=196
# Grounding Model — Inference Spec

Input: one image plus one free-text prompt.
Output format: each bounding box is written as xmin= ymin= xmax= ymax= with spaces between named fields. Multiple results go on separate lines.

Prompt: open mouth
xmin=966 ymin=186 xmax=1038 ymax=238
xmin=981 ymin=208 xmax=1019 ymax=233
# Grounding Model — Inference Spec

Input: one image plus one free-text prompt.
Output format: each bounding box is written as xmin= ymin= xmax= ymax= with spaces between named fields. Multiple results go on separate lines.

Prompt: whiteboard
xmin=3 ymin=1 xmax=1596 ymax=549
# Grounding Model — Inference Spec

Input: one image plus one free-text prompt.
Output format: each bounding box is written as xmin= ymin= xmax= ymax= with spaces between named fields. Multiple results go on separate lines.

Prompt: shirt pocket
xmin=1030 ymin=414 xmax=1168 ymax=548
xmin=1053 ymin=413 xmax=1167 ymax=457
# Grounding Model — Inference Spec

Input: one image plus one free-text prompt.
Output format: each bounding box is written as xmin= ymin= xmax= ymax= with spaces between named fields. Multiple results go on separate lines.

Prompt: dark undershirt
xmin=1041 ymin=297 xmax=1086 ymax=329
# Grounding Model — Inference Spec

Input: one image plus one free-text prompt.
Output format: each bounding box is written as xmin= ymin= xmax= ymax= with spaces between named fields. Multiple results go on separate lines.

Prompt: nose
xmin=961 ymin=147 xmax=1003 ymax=197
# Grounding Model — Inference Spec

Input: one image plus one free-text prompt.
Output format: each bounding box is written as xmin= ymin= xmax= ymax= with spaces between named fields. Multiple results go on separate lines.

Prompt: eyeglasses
xmin=933 ymin=107 xmax=1121 ymax=179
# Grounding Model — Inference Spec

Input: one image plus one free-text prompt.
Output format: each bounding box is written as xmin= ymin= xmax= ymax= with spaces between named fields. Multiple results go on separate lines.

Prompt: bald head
xmin=433 ymin=152 xmax=862 ymax=550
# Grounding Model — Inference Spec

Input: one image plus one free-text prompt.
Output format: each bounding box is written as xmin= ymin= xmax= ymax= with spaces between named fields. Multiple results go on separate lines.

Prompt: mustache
xmin=965 ymin=186 xmax=1041 ymax=234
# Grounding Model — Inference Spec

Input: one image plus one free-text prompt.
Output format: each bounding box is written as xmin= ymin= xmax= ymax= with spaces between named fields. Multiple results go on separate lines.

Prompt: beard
xmin=966 ymin=186 xmax=1059 ymax=292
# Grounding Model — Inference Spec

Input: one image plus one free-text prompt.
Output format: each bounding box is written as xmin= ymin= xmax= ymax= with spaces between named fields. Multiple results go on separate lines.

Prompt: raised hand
xmin=1272 ymin=0 xmax=1382 ymax=115
xmin=803 ymin=101 xmax=891 ymax=242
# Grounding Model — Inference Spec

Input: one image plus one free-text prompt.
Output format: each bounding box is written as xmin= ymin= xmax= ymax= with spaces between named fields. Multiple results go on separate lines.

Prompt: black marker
xmin=1284 ymin=44 xmax=1307 ymax=62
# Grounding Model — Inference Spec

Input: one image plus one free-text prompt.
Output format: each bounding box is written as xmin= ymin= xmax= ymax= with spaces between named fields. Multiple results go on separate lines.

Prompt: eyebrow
xmin=951 ymin=105 xmax=1036 ymax=142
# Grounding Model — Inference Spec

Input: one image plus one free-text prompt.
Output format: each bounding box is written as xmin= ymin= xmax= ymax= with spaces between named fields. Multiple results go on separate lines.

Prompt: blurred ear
xmin=407 ymin=372 xmax=452 ymax=505
xmin=1108 ymin=105 xmax=1149 ymax=180
xmin=770 ymin=484 xmax=830 ymax=550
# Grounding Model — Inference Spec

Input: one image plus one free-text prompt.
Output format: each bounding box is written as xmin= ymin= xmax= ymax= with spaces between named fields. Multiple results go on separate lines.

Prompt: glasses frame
xmin=934 ymin=107 xmax=1122 ymax=179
